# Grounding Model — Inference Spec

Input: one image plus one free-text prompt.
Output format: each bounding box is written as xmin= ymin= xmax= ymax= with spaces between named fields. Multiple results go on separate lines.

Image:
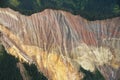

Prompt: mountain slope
xmin=1 ymin=0 xmax=120 ymax=20
xmin=0 ymin=8 xmax=120 ymax=80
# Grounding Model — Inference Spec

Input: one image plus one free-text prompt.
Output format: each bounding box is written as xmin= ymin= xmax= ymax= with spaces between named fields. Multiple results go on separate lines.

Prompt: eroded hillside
xmin=0 ymin=8 xmax=120 ymax=80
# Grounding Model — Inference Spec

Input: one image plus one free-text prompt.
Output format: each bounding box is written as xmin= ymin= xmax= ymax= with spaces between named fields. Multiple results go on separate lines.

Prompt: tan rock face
xmin=0 ymin=8 xmax=120 ymax=80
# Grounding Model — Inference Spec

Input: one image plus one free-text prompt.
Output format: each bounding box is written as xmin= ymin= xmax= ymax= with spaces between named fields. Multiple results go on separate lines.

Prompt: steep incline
xmin=0 ymin=8 xmax=120 ymax=80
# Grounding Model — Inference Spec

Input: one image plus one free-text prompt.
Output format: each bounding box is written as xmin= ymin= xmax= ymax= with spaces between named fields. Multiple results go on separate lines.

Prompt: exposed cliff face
xmin=0 ymin=8 xmax=120 ymax=80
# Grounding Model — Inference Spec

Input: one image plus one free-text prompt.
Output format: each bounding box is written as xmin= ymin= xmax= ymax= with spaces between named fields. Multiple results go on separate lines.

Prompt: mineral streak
xmin=0 ymin=8 xmax=120 ymax=80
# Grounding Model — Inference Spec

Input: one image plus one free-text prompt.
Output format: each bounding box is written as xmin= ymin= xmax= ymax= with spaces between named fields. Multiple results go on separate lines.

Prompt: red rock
xmin=0 ymin=8 xmax=120 ymax=80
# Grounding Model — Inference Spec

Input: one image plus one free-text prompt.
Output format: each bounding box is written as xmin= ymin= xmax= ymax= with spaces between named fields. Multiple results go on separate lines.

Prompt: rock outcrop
xmin=0 ymin=8 xmax=120 ymax=80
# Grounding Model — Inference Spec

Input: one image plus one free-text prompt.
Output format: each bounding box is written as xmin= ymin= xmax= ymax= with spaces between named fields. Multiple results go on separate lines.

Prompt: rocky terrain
xmin=0 ymin=8 xmax=120 ymax=80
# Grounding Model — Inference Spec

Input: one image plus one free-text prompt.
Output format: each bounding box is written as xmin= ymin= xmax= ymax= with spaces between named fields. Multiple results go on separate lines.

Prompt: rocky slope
xmin=0 ymin=8 xmax=120 ymax=80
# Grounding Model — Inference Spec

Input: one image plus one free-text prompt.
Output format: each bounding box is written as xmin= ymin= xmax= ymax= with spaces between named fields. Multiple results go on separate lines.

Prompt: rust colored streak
xmin=0 ymin=8 xmax=120 ymax=80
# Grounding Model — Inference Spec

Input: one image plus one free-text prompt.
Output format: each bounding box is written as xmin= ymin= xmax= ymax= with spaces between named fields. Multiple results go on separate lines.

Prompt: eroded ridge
xmin=0 ymin=8 xmax=120 ymax=80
